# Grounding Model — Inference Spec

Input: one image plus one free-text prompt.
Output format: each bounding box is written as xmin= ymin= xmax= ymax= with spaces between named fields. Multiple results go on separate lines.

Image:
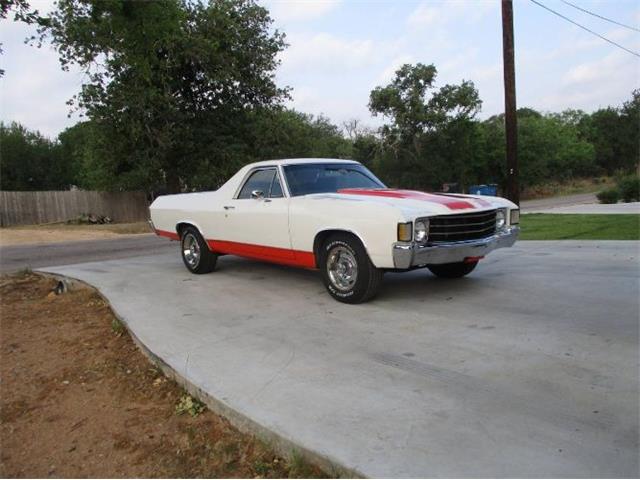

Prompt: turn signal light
xmin=397 ymin=222 xmax=413 ymax=242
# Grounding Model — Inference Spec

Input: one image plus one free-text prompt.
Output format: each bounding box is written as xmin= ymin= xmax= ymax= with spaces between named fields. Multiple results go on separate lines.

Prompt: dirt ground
xmin=0 ymin=273 xmax=326 ymax=478
xmin=0 ymin=222 xmax=152 ymax=247
xmin=520 ymin=176 xmax=613 ymax=200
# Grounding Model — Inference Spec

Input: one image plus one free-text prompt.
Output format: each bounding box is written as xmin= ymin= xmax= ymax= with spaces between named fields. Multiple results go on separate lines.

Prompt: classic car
xmin=149 ymin=158 xmax=519 ymax=303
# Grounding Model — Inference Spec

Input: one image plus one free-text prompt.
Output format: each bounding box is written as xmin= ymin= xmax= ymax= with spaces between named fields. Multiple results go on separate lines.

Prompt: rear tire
xmin=180 ymin=226 xmax=217 ymax=274
xmin=427 ymin=261 xmax=478 ymax=278
xmin=320 ymin=233 xmax=383 ymax=304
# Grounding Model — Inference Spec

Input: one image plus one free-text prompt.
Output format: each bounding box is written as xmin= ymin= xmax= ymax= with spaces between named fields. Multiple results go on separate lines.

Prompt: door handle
xmin=223 ymin=205 xmax=235 ymax=210
xmin=264 ymin=199 xmax=272 ymax=203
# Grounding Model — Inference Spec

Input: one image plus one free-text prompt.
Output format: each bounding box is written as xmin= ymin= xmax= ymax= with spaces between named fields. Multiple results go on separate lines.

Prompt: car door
xmin=218 ymin=167 xmax=294 ymax=261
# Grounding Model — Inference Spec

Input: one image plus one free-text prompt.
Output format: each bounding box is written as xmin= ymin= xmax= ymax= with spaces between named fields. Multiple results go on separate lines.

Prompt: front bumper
xmin=392 ymin=226 xmax=520 ymax=269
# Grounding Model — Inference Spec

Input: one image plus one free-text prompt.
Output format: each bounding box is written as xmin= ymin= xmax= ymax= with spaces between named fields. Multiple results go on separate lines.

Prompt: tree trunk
xmin=166 ymin=168 xmax=181 ymax=194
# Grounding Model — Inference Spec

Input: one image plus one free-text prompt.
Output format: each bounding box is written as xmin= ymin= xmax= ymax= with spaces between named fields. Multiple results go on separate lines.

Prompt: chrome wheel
xmin=182 ymin=233 xmax=201 ymax=268
xmin=327 ymin=246 xmax=358 ymax=291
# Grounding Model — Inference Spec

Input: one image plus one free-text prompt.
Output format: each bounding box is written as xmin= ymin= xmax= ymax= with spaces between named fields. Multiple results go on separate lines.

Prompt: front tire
xmin=427 ymin=261 xmax=478 ymax=278
xmin=180 ymin=226 xmax=217 ymax=274
xmin=320 ymin=233 xmax=383 ymax=304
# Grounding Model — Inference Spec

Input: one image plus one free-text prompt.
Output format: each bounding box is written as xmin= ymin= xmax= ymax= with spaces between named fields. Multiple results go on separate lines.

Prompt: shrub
xmin=597 ymin=188 xmax=620 ymax=204
xmin=617 ymin=175 xmax=640 ymax=202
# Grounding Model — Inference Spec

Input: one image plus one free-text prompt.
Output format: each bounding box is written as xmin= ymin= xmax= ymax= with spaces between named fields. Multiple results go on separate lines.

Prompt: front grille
xmin=427 ymin=209 xmax=497 ymax=244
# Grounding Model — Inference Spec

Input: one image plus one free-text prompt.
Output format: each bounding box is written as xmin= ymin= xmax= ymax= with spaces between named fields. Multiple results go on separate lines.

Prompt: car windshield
xmin=283 ymin=163 xmax=386 ymax=197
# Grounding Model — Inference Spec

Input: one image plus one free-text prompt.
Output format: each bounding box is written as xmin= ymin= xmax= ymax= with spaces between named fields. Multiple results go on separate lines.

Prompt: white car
xmin=150 ymin=158 xmax=519 ymax=303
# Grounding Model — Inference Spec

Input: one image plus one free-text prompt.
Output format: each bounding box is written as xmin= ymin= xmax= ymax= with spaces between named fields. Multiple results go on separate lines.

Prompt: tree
xmin=475 ymin=109 xmax=596 ymax=190
xmin=0 ymin=0 xmax=41 ymax=23
xmin=248 ymin=109 xmax=352 ymax=165
xmin=619 ymin=89 xmax=640 ymax=175
xmin=577 ymin=91 xmax=640 ymax=175
xmin=39 ymin=0 xmax=288 ymax=192
xmin=368 ymin=63 xmax=482 ymax=190
xmin=0 ymin=122 xmax=73 ymax=190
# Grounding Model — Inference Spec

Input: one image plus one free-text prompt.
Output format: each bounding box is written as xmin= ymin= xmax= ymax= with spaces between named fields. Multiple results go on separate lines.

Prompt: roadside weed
xmin=175 ymin=393 xmax=206 ymax=417
xmin=288 ymin=450 xmax=317 ymax=478
xmin=16 ymin=267 xmax=33 ymax=277
xmin=111 ymin=317 xmax=125 ymax=336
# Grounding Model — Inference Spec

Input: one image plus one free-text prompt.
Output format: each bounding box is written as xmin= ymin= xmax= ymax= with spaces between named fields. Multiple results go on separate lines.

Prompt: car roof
xmin=247 ymin=158 xmax=361 ymax=168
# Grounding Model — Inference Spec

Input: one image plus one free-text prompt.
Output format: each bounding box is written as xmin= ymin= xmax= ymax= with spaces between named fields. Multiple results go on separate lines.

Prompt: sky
xmin=1 ymin=0 xmax=639 ymax=138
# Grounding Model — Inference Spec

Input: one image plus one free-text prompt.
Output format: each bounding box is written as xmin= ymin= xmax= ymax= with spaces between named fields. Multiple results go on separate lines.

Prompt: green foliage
xmin=515 ymin=112 xmax=596 ymax=186
xmin=175 ymin=393 xmax=206 ymax=417
xmin=577 ymin=90 xmax=640 ymax=175
xmin=520 ymin=214 xmax=640 ymax=240
xmin=111 ymin=317 xmax=125 ymax=336
xmin=0 ymin=122 xmax=75 ymax=190
xmin=367 ymin=63 xmax=603 ymax=193
xmin=351 ymin=133 xmax=379 ymax=168
xmin=596 ymin=188 xmax=620 ymax=204
xmin=39 ymin=0 xmax=288 ymax=193
xmin=3 ymin=6 xmax=639 ymax=199
xmin=252 ymin=460 xmax=270 ymax=476
xmin=616 ymin=175 xmax=640 ymax=202
xmin=0 ymin=0 xmax=42 ymax=23
xmin=368 ymin=63 xmax=482 ymax=190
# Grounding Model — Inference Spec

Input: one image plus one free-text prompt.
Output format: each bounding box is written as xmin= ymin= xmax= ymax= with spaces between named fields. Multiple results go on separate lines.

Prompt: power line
xmin=530 ymin=0 xmax=640 ymax=58
xmin=559 ymin=0 xmax=640 ymax=33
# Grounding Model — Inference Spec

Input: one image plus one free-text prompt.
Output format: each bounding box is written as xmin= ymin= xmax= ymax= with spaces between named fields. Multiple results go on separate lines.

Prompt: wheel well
xmin=313 ymin=230 xmax=364 ymax=268
xmin=176 ymin=222 xmax=196 ymax=237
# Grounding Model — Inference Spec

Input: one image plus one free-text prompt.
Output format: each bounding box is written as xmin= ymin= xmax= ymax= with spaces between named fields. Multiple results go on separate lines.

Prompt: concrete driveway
xmin=42 ymin=241 xmax=639 ymax=477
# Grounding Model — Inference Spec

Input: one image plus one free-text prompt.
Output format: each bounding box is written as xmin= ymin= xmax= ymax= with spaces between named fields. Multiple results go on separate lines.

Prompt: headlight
xmin=510 ymin=209 xmax=520 ymax=225
xmin=415 ymin=220 xmax=429 ymax=243
xmin=496 ymin=209 xmax=507 ymax=231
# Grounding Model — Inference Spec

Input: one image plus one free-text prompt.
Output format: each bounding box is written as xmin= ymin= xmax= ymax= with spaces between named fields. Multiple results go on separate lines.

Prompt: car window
xmin=283 ymin=163 xmax=386 ymax=197
xmin=238 ymin=169 xmax=276 ymax=199
xmin=270 ymin=172 xmax=283 ymax=198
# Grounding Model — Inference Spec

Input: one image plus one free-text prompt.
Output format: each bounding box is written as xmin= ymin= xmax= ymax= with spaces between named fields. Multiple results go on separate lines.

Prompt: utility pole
xmin=501 ymin=0 xmax=519 ymax=205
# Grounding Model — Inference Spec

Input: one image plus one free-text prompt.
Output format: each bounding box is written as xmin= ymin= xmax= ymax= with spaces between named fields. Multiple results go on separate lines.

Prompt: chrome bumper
xmin=392 ymin=227 xmax=520 ymax=269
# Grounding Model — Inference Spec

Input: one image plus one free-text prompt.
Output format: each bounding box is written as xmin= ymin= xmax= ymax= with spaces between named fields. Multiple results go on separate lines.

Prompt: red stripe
xmin=155 ymin=229 xmax=180 ymax=240
xmin=155 ymin=229 xmax=316 ymax=268
xmin=207 ymin=239 xmax=316 ymax=269
xmin=338 ymin=188 xmax=476 ymax=210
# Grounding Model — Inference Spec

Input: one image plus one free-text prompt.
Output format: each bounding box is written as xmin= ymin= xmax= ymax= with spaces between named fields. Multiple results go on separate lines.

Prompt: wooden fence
xmin=0 ymin=190 xmax=150 ymax=227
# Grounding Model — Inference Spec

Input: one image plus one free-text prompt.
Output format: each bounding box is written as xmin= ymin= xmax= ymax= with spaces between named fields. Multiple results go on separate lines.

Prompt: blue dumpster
xmin=468 ymin=184 xmax=498 ymax=196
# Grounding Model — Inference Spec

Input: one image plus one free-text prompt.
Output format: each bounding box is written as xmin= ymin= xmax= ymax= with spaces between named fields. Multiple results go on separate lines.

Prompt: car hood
xmin=309 ymin=188 xmax=516 ymax=218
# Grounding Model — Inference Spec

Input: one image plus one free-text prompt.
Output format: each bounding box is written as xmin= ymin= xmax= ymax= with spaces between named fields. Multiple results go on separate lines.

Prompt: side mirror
xmin=251 ymin=190 xmax=265 ymax=200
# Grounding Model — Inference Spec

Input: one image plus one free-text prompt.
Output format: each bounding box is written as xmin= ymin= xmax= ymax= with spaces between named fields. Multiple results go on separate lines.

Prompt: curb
xmin=36 ymin=270 xmax=364 ymax=479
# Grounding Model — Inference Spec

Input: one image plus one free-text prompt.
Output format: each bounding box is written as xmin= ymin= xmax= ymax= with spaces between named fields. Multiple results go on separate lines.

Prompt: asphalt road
xmin=43 ymin=241 xmax=639 ymax=477
xmin=0 ymin=234 xmax=175 ymax=273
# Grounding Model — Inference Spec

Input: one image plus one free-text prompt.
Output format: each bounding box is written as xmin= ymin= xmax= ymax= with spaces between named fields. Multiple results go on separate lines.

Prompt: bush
xmin=597 ymin=188 xmax=620 ymax=204
xmin=617 ymin=175 xmax=640 ymax=202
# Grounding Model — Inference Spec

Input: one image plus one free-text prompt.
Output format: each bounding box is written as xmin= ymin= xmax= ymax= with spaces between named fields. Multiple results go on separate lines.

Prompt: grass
xmin=520 ymin=214 xmax=640 ymax=240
